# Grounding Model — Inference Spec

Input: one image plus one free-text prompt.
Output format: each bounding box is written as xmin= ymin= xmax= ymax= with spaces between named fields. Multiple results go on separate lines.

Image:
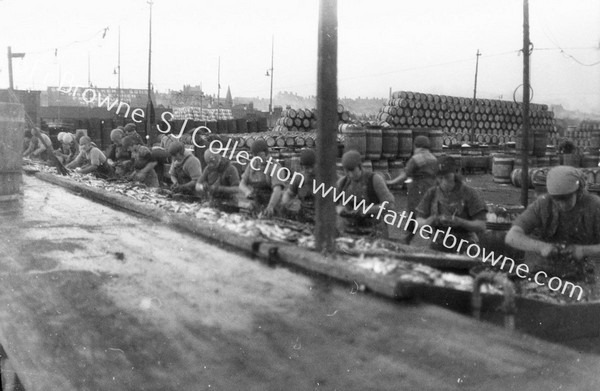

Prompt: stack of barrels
xmin=272 ymin=104 xmax=353 ymax=133
xmin=336 ymin=123 xmax=420 ymax=183
xmin=564 ymin=121 xmax=600 ymax=154
xmin=272 ymin=108 xmax=317 ymax=132
xmin=376 ymin=91 xmax=558 ymax=147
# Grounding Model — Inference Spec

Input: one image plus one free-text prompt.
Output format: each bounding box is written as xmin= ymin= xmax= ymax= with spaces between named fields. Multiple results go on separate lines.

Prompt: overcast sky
xmin=1 ymin=0 xmax=599 ymax=112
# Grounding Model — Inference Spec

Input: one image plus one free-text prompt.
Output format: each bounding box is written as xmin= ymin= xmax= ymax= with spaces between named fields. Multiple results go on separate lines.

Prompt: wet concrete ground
xmin=0 ymin=176 xmax=598 ymax=390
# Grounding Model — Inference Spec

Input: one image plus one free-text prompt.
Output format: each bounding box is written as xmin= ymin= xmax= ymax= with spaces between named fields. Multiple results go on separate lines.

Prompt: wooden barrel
xmin=591 ymin=132 xmax=600 ymax=149
xmin=336 ymin=159 xmax=345 ymax=180
xmin=257 ymin=117 xmax=268 ymax=132
xmin=0 ymin=103 xmax=25 ymax=202
xmin=513 ymin=156 xmax=537 ymax=169
xmin=398 ymin=129 xmax=413 ymax=158
xmin=381 ymin=128 xmax=399 ymax=159
xmin=546 ymin=151 xmax=559 ymax=166
xmin=581 ymin=154 xmax=599 ymax=168
xmin=236 ymin=118 xmax=247 ymax=133
xmin=581 ymin=168 xmax=596 ymax=185
xmin=429 ymin=129 xmax=443 ymax=153
xmin=365 ymin=126 xmax=383 ymax=161
xmin=561 ymin=154 xmax=580 ymax=167
xmin=536 ymin=156 xmax=549 ymax=167
xmin=340 ymin=125 xmax=366 ymax=158
xmin=372 ymin=159 xmax=390 ymax=180
xmin=515 ymin=132 xmax=534 ymax=155
xmin=492 ymin=155 xmax=513 ymax=184
xmin=511 ymin=168 xmax=535 ymax=188
xmin=533 ymin=129 xmax=548 ymax=157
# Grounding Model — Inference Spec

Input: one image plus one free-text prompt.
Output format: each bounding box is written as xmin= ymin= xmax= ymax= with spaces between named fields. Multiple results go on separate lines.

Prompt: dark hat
xmin=168 ymin=141 xmax=185 ymax=156
xmin=341 ymin=150 xmax=362 ymax=170
xmin=250 ymin=139 xmax=269 ymax=155
xmin=547 ymin=166 xmax=581 ymax=195
xmin=110 ymin=128 xmax=125 ymax=142
xmin=124 ymin=123 xmax=137 ymax=132
xmin=121 ymin=135 xmax=142 ymax=150
xmin=414 ymin=135 xmax=430 ymax=149
xmin=299 ymin=149 xmax=316 ymax=167
xmin=437 ymin=155 xmax=457 ymax=175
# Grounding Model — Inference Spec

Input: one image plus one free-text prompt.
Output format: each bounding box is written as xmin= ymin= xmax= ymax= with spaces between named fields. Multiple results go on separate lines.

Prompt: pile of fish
xmin=353 ymin=255 xmax=487 ymax=293
xmin=23 ymin=160 xmax=303 ymax=243
xmin=24 ymin=160 xmax=594 ymax=304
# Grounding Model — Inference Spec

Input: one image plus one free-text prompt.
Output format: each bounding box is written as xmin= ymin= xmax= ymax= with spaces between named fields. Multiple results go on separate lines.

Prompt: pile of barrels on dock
xmin=335 ymin=124 xmax=445 ymax=184
xmin=565 ymin=120 xmax=600 ymax=154
xmin=272 ymin=108 xmax=317 ymax=132
xmin=491 ymin=143 xmax=600 ymax=189
xmin=173 ymin=107 xmax=234 ymax=121
xmin=271 ymin=104 xmax=352 ymax=133
xmin=376 ymin=91 xmax=559 ymax=147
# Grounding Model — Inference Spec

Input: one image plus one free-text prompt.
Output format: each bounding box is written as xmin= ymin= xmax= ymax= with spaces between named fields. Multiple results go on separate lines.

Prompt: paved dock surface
xmin=0 ymin=176 xmax=599 ymax=391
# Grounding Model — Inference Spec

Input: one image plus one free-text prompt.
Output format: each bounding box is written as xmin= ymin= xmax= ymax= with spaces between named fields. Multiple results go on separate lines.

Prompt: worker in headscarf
xmin=506 ymin=166 xmax=600 ymax=287
xmin=23 ymin=127 xmax=53 ymax=161
xmin=386 ymin=135 xmax=439 ymax=243
xmin=121 ymin=135 xmax=160 ymax=188
xmin=123 ymin=135 xmax=170 ymax=186
xmin=239 ymin=139 xmax=285 ymax=218
xmin=105 ymin=128 xmax=133 ymax=176
xmin=66 ymin=136 xmax=113 ymax=178
xmin=196 ymin=149 xmax=240 ymax=211
xmin=168 ymin=141 xmax=202 ymax=194
xmin=414 ymin=155 xmax=487 ymax=253
xmin=54 ymin=133 xmax=78 ymax=165
xmin=124 ymin=123 xmax=143 ymax=145
xmin=281 ymin=148 xmax=316 ymax=223
xmin=335 ymin=150 xmax=396 ymax=237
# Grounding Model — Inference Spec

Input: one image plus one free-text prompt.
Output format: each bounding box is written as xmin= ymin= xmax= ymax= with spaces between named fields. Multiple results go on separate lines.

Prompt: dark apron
xmin=174 ymin=155 xmax=193 ymax=184
xmin=407 ymin=175 xmax=436 ymax=212
xmin=338 ymin=173 xmax=382 ymax=237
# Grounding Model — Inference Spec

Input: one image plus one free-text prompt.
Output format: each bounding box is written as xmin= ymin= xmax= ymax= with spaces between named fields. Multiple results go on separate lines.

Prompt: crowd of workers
xmin=23 ymin=124 xmax=600 ymax=291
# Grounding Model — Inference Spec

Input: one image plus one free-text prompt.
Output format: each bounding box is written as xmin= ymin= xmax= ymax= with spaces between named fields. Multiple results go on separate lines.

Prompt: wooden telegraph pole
xmin=470 ymin=49 xmax=481 ymax=143
xmin=315 ymin=0 xmax=338 ymax=253
xmin=521 ymin=0 xmax=531 ymax=207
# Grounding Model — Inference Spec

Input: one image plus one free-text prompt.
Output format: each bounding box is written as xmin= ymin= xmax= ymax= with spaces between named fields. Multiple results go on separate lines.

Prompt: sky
xmin=0 ymin=0 xmax=599 ymax=113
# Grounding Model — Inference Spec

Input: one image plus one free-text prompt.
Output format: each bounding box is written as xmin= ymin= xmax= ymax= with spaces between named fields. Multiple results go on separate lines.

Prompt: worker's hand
xmin=437 ymin=215 xmax=459 ymax=227
xmin=74 ymin=167 xmax=82 ymax=174
xmin=538 ymin=242 xmax=555 ymax=258
xmin=243 ymin=188 xmax=253 ymax=198
xmin=133 ymin=172 xmax=145 ymax=182
xmin=195 ymin=183 xmax=205 ymax=193
xmin=425 ymin=215 xmax=440 ymax=226
xmin=569 ymin=245 xmax=586 ymax=261
xmin=262 ymin=206 xmax=275 ymax=219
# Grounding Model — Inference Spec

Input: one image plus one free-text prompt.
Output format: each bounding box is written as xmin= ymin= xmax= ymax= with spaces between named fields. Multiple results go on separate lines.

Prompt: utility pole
xmin=471 ymin=49 xmax=481 ymax=143
xmin=217 ymin=56 xmax=221 ymax=119
xmin=7 ymin=46 xmax=25 ymax=96
xmin=146 ymin=0 xmax=154 ymax=142
xmin=521 ymin=0 xmax=531 ymax=207
xmin=117 ymin=25 xmax=121 ymax=104
xmin=315 ymin=0 xmax=338 ymax=253
xmin=268 ymin=35 xmax=274 ymax=115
